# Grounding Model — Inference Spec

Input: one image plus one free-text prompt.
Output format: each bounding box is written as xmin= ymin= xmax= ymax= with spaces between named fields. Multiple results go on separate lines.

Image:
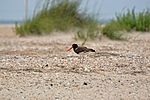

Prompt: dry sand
xmin=0 ymin=25 xmax=150 ymax=100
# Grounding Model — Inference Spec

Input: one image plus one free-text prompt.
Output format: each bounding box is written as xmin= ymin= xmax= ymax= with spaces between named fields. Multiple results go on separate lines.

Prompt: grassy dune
xmin=16 ymin=0 xmax=150 ymax=40
xmin=102 ymin=9 xmax=150 ymax=40
xmin=16 ymin=0 xmax=99 ymax=39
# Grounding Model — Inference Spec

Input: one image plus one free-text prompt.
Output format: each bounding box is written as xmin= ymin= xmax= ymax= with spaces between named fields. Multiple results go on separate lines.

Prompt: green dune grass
xmin=16 ymin=0 xmax=150 ymax=40
xmin=102 ymin=9 xmax=150 ymax=40
xmin=16 ymin=0 xmax=100 ymax=39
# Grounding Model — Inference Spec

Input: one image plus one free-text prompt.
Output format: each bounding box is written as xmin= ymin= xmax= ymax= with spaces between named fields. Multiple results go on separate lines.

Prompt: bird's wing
xmin=75 ymin=47 xmax=87 ymax=54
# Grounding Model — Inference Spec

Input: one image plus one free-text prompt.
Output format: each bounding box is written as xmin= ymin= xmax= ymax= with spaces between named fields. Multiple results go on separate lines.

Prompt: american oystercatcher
xmin=67 ymin=44 xmax=95 ymax=54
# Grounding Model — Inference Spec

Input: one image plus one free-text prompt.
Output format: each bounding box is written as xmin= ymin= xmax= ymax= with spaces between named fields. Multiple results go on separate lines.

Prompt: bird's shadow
xmin=62 ymin=51 xmax=121 ymax=59
xmin=91 ymin=52 xmax=121 ymax=58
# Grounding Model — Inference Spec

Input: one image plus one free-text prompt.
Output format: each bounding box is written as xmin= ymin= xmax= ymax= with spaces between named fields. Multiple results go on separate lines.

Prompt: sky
xmin=0 ymin=0 xmax=150 ymax=22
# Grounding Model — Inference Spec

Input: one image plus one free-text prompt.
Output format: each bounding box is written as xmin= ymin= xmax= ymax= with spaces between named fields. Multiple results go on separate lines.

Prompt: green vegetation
xmin=16 ymin=0 xmax=99 ymax=38
xmin=16 ymin=0 xmax=150 ymax=40
xmin=102 ymin=9 xmax=150 ymax=40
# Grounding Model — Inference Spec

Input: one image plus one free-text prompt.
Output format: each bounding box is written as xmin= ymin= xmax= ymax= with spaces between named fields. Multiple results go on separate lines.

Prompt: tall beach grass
xmin=102 ymin=9 xmax=150 ymax=40
xmin=16 ymin=0 xmax=150 ymax=40
xmin=16 ymin=0 xmax=100 ymax=38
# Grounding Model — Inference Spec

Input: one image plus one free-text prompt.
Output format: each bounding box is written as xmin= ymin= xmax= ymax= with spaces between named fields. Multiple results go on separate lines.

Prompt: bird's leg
xmin=80 ymin=55 xmax=85 ymax=64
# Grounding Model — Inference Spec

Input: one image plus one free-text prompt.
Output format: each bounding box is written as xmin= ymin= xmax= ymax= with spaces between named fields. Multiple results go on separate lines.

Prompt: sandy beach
xmin=0 ymin=25 xmax=150 ymax=100
xmin=0 ymin=24 xmax=16 ymax=37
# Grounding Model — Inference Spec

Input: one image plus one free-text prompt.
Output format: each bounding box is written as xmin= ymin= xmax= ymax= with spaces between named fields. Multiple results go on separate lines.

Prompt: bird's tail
xmin=88 ymin=49 xmax=95 ymax=52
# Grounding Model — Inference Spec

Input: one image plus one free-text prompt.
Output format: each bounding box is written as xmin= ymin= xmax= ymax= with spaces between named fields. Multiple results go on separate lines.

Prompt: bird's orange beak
xmin=66 ymin=47 xmax=72 ymax=51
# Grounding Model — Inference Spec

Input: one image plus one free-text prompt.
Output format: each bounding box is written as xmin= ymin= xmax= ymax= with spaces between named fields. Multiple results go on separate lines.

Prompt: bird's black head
xmin=72 ymin=44 xmax=78 ymax=49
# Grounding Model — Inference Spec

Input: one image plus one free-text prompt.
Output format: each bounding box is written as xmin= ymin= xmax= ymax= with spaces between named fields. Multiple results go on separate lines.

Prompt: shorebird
xmin=67 ymin=44 xmax=95 ymax=54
